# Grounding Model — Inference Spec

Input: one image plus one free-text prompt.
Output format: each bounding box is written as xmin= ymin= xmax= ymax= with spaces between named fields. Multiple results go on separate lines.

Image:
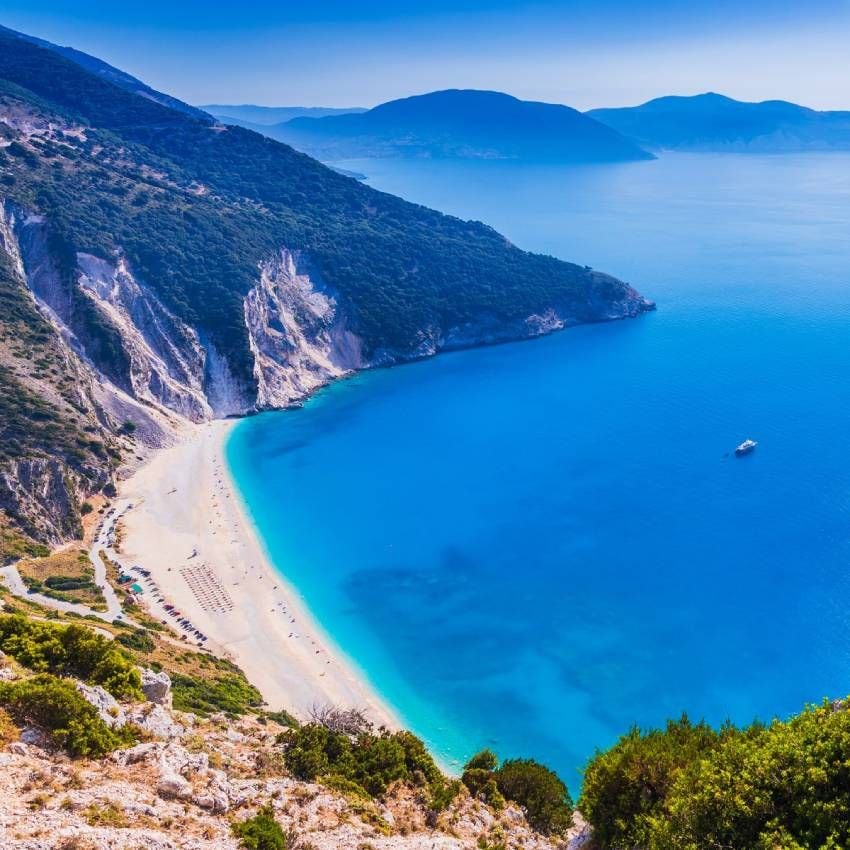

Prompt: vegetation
xmin=170 ymin=670 xmax=263 ymax=717
xmin=579 ymin=702 xmax=850 ymax=849
xmin=231 ymin=807 xmax=286 ymax=850
xmin=0 ymin=33 xmax=636 ymax=396
xmin=0 ymin=613 xmax=141 ymax=698
xmin=0 ymin=673 xmax=135 ymax=756
xmin=461 ymin=750 xmax=573 ymax=835
xmin=0 ymin=512 xmax=49 ymax=563
xmin=18 ymin=549 xmax=107 ymax=610
xmin=280 ymin=720 xmax=458 ymax=808
xmin=0 ymin=248 xmax=114 ymax=545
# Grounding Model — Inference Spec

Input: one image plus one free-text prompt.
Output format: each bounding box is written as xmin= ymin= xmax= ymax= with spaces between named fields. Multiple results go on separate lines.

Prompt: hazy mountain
xmin=270 ymin=89 xmax=655 ymax=162
xmin=201 ymin=104 xmax=366 ymax=126
xmin=0 ymin=30 xmax=650 ymax=548
xmin=588 ymin=92 xmax=850 ymax=152
xmin=0 ymin=23 xmax=212 ymax=123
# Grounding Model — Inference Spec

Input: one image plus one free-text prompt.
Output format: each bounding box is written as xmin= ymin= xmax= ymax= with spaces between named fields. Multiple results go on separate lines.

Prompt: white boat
xmin=735 ymin=439 xmax=758 ymax=456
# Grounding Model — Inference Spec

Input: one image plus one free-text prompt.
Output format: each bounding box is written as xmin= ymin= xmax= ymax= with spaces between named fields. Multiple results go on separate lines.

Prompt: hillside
xmin=269 ymin=89 xmax=655 ymax=162
xmin=588 ymin=92 xmax=850 ymax=152
xmin=0 ymin=31 xmax=652 ymax=552
xmin=0 ymin=24 xmax=211 ymax=123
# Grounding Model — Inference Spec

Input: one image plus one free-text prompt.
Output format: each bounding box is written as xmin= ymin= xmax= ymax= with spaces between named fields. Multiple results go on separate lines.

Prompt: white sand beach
xmin=118 ymin=419 xmax=398 ymax=727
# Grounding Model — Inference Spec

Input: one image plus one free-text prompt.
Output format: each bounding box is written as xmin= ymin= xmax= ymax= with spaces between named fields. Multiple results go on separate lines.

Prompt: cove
xmin=228 ymin=152 xmax=850 ymax=790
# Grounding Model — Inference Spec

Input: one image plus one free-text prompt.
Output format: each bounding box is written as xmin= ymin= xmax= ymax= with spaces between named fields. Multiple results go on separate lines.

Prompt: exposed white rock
xmin=140 ymin=667 xmax=173 ymax=706
xmin=75 ymin=682 xmax=127 ymax=728
xmin=244 ymin=250 xmax=364 ymax=408
xmin=126 ymin=703 xmax=185 ymax=740
xmin=156 ymin=771 xmax=193 ymax=800
xmin=76 ymin=253 xmax=213 ymax=421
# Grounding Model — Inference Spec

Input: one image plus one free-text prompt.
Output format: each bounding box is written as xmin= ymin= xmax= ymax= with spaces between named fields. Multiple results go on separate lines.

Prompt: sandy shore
xmin=118 ymin=419 xmax=398 ymax=727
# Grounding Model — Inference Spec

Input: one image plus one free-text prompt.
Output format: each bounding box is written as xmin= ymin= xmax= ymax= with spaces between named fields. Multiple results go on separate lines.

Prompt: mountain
xmin=0 ymin=24 xmax=212 ymax=123
xmin=588 ymin=92 xmax=850 ymax=152
xmin=201 ymin=103 xmax=366 ymax=126
xmin=268 ymin=89 xmax=655 ymax=162
xmin=0 ymin=31 xmax=651 ymax=550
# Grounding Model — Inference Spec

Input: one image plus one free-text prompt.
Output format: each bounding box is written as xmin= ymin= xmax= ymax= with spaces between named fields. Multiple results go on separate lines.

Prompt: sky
xmin=3 ymin=1 xmax=850 ymax=110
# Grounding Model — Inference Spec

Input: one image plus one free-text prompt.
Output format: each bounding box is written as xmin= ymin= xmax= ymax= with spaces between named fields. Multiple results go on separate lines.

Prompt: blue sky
xmin=3 ymin=1 xmax=850 ymax=110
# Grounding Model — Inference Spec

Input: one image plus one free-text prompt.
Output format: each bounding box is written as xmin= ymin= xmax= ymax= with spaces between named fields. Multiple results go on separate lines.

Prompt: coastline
xmin=118 ymin=418 xmax=399 ymax=728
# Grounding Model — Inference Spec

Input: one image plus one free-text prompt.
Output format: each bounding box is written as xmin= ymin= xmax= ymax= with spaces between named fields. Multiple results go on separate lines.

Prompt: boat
xmin=735 ymin=439 xmax=758 ymax=456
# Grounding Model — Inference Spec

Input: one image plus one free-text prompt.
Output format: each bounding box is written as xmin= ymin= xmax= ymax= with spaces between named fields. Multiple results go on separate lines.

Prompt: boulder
xmin=75 ymin=682 xmax=126 ymax=728
xmin=156 ymin=771 xmax=192 ymax=800
xmin=140 ymin=668 xmax=172 ymax=706
xmin=126 ymin=703 xmax=184 ymax=740
xmin=113 ymin=741 xmax=161 ymax=765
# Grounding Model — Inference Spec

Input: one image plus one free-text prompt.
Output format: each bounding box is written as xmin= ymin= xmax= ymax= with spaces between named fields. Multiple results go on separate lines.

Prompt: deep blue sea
xmin=228 ymin=153 xmax=850 ymax=791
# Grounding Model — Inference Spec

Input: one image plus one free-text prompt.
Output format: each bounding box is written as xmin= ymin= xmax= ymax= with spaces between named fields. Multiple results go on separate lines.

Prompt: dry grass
xmin=18 ymin=548 xmax=91 ymax=582
xmin=16 ymin=549 xmax=107 ymax=611
xmin=0 ymin=706 xmax=19 ymax=746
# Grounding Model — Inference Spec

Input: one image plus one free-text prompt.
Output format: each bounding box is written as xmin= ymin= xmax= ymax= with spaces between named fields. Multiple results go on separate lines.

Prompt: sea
xmin=227 ymin=152 xmax=850 ymax=792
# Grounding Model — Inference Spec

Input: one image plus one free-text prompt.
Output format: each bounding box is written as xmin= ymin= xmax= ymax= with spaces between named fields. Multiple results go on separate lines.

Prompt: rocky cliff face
xmin=246 ymin=251 xmax=365 ymax=408
xmin=0 ymin=198 xmax=652 ymax=548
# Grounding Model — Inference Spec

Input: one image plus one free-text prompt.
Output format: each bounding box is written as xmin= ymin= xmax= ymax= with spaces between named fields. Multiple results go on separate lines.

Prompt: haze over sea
xmin=228 ymin=152 xmax=850 ymax=790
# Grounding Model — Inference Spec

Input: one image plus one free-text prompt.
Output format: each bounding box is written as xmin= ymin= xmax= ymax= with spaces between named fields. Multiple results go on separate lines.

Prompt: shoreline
xmin=118 ymin=418 xmax=399 ymax=728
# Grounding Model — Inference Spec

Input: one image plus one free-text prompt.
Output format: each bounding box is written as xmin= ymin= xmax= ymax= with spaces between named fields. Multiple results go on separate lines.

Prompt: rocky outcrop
xmin=245 ymin=250 xmax=364 ymax=408
xmin=76 ymin=253 xmax=212 ymax=421
xmin=140 ymin=667 xmax=172 ymax=706
xmin=0 ymin=456 xmax=86 ymax=543
xmin=1 ymin=702 xmax=579 ymax=850
xmin=76 ymin=682 xmax=126 ymax=728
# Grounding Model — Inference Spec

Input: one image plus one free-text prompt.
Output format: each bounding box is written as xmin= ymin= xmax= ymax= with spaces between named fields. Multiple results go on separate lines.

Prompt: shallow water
xmin=228 ymin=152 xmax=850 ymax=790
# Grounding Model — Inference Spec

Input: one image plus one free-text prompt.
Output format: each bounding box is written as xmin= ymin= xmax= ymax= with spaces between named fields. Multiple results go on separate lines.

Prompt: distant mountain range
xmin=588 ymin=93 xmax=850 ymax=152
xmin=259 ymin=89 xmax=655 ymax=163
xmin=201 ymin=104 xmax=366 ymax=127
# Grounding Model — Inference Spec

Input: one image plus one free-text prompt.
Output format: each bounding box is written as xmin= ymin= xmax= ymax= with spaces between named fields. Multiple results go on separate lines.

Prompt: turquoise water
xmin=228 ymin=153 xmax=850 ymax=791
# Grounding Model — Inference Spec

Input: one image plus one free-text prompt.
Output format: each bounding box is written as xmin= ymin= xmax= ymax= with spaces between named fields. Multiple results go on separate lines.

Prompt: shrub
xmin=0 ymin=673 xmax=135 ymax=756
xmin=651 ymin=702 xmax=850 ymax=850
xmin=231 ymin=806 xmax=286 ymax=850
xmin=280 ymin=722 xmax=451 ymax=804
xmin=494 ymin=759 xmax=573 ymax=835
xmin=0 ymin=614 xmax=141 ymax=699
xmin=80 ymin=502 xmax=94 ymax=515
xmin=578 ymin=715 xmax=723 ymax=850
xmin=115 ymin=628 xmax=155 ymax=653
xmin=170 ymin=671 xmax=263 ymax=716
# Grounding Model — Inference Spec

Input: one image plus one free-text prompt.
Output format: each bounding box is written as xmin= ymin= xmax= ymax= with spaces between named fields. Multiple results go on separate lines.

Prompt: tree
xmin=495 ymin=759 xmax=573 ymax=835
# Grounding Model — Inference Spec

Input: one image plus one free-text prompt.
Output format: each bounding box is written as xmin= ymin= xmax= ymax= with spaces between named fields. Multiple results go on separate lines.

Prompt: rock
xmin=158 ymin=742 xmax=208 ymax=777
xmin=20 ymin=727 xmax=47 ymax=746
xmin=7 ymin=741 xmax=29 ymax=756
xmin=113 ymin=741 xmax=161 ymax=765
xmin=156 ymin=771 xmax=192 ymax=800
xmin=140 ymin=667 xmax=173 ymax=706
xmin=75 ymin=682 xmax=126 ymax=728
xmin=126 ymin=703 xmax=184 ymax=739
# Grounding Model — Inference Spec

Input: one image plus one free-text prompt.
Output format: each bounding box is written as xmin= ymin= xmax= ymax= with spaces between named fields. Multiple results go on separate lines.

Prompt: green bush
xmin=0 ymin=673 xmax=135 ymax=756
xmin=231 ymin=806 xmax=286 ymax=850
xmin=579 ymin=715 xmax=724 ymax=850
xmin=280 ymin=722 xmax=455 ymax=807
xmin=494 ymin=759 xmax=572 ymax=835
xmin=460 ymin=750 xmax=571 ymax=834
xmin=115 ymin=628 xmax=155 ymax=653
xmin=170 ymin=671 xmax=263 ymax=716
xmin=580 ymin=703 xmax=850 ymax=850
xmin=0 ymin=614 xmax=141 ymax=698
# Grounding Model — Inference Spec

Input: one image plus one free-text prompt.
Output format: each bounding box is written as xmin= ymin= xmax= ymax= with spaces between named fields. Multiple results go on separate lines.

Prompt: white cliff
xmin=245 ymin=250 xmax=364 ymax=408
